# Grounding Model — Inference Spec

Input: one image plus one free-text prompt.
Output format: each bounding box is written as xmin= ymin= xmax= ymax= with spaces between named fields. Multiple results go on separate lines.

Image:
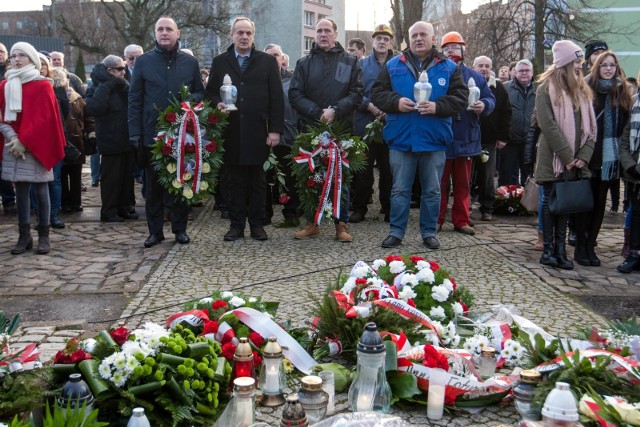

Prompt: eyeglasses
xmin=126 ymin=56 xmax=137 ymax=61
xmin=517 ymin=69 xmax=533 ymax=73
xmin=443 ymin=45 xmax=463 ymax=53
xmin=599 ymin=63 xmax=617 ymax=69
xmin=109 ymin=66 xmax=126 ymax=71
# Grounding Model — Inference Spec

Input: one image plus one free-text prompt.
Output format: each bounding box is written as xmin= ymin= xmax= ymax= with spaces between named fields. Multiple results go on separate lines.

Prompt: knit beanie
xmin=38 ymin=53 xmax=50 ymax=70
xmin=585 ymin=40 xmax=608 ymax=59
xmin=10 ymin=42 xmax=40 ymax=69
xmin=552 ymin=40 xmax=584 ymax=68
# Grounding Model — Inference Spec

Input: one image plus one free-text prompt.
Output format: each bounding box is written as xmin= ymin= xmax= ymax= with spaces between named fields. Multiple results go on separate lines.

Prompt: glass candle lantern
xmin=467 ymin=77 xmax=481 ymax=110
xmin=280 ymin=394 xmax=308 ymax=427
xmin=231 ymin=337 xmax=255 ymax=389
xmin=297 ymin=375 xmax=329 ymax=423
xmin=258 ymin=336 xmax=286 ymax=407
xmin=220 ymin=74 xmax=238 ymax=111
xmin=348 ymin=322 xmax=392 ymax=413
xmin=319 ymin=370 xmax=335 ymax=416
xmin=541 ymin=382 xmax=579 ymax=427
xmin=513 ymin=369 xmax=542 ymax=421
xmin=127 ymin=407 xmax=151 ymax=427
xmin=413 ymin=70 xmax=432 ymax=105
xmin=477 ymin=346 xmax=497 ymax=378
xmin=57 ymin=373 xmax=95 ymax=421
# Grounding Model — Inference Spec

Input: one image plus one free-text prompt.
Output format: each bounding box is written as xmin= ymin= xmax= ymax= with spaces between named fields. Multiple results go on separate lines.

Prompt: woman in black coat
xmin=86 ymin=55 xmax=137 ymax=222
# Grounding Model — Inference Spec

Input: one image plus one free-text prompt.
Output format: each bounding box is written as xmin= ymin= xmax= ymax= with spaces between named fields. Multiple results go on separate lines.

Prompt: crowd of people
xmin=0 ymin=16 xmax=638 ymax=275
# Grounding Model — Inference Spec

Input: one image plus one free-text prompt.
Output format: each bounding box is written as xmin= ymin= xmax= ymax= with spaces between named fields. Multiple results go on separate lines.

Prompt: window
xmin=1 ymin=22 xmax=8 ymax=30
xmin=16 ymin=21 xmax=22 ymax=30
xmin=304 ymin=11 xmax=314 ymax=26
xmin=304 ymin=36 xmax=314 ymax=52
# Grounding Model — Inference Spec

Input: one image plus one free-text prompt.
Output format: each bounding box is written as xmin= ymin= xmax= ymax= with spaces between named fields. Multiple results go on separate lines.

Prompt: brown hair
xmin=348 ymin=38 xmax=365 ymax=52
xmin=538 ymin=62 xmax=593 ymax=110
xmin=587 ymin=50 xmax=633 ymax=112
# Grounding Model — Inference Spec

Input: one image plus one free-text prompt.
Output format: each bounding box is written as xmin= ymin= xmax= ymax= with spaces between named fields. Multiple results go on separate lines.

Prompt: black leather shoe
xmin=101 ymin=216 xmax=124 ymax=223
xmin=349 ymin=211 xmax=365 ymax=223
xmin=381 ymin=235 xmax=402 ymax=248
xmin=224 ymin=228 xmax=244 ymax=241
xmin=174 ymin=231 xmax=190 ymax=244
xmin=423 ymin=236 xmax=440 ymax=249
xmin=144 ymin=233 xmax=165 ymax=247
xmin=250 ymin=226 xmax=268 ymax=241
xmin=51 ymin=218 xmax=66 ymax=228
xmin=119 ymin=211 xmax=140 ymax=220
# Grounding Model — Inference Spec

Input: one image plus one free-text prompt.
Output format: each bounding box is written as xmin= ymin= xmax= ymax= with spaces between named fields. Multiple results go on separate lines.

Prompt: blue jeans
xmin=48 ymin=161 xmax=62 ymax=219
xmin=389 ymin=150 xmax=445 ymax=239
xmin=537 ymin=185 xmax=544 ymax=232
xmin=90 ymin=153 xmax=101 ymax=185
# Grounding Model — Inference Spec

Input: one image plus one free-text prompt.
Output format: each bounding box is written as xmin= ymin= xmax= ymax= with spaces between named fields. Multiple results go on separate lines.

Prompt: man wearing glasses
xmin=123 ymin=44 xmax=143 ymax=82
xmin=350 ymin=24 xmax=395 ymax=224
xmin=500 ymin=59 xmax=536 ymax=186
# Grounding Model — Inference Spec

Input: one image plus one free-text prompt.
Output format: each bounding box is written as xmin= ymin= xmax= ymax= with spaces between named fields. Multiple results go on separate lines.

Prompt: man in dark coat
xmin=128 ymin=16 xmax=205 ymax=247
xmin=289 ymin=18 xmax=363 ymax=242
xmin=206 ymin=17 xmax=284 ymax=241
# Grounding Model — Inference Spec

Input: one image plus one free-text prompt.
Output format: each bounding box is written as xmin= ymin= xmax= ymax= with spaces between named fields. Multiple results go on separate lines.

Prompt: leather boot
xmin=11 ymin=224 xmax=33 ymax=255
xmin=36 ymin=225 xmax=50 ymax=254
xmin=555 ymin=215 xmax=573 ymax=270
xmin=586 ymin=239 xmax=600 ymax=266
xmin=621 ymin=227 xmax=631 ymax=258
xmin=294 ymin=223 xmax=320 ymax=240
xmin=617 ymin=250 xmax=640 ymax=274
xmin=335 ymin=221 xmax=353 ymax=242
xmin=539 ymin=206 xmax=558 ymax=267
xmin=573 ymin=243 xmax=591 ymax=266
xmin=534 ymin=231 xmax=543 ymax=251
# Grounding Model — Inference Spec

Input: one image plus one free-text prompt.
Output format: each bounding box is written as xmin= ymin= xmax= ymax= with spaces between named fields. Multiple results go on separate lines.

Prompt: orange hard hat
xmin=441 ymin=31 xmax=466 ymax=48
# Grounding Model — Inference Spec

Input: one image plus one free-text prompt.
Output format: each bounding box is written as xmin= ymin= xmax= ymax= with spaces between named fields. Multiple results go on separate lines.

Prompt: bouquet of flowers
xmin=290 ymin=121 xmax=367 ymax=223
xmin=151 ymin=86 xmax=227 ymax=205
xmin=494 ymin=184 xmax=528 ymax=215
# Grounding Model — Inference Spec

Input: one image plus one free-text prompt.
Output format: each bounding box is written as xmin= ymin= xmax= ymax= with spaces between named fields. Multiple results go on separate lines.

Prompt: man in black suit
xmin=205 ymin=16 xmax=285 ymax=241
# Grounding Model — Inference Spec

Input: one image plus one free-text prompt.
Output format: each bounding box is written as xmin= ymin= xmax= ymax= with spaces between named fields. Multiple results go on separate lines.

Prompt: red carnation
xmin=423 ymin=344 xmax=449 ymax=371
xmin=385 ymin=255 xmax=402 ymax=263
xmin=70 ymin=349 xmax=91 ymax=364
xmin=161 ymin=144 xmax=173 ymax=156
xmin=203 ymin=320 xmax=219 ymax=335
xmin=306 ymin=178 xmax=316 ymax=188
xmin=429 ymin=261 xmax=440 ymax=271
xmin=278 ymin=193 xmax=291 ymax=204
xmin=459 ymin=300 xmax=469 ymax=315
xmin=252 ymin=351 xmax=262 ymax=367
xmin=166 ymin=112 xmax=177 ymax=123
xmin=221 ymin=342 xmax=237 ymax=361
xmin=110 ymin=326 xmax=130 ymax=346
xmin=205 ymin=141 xmax=217 ymax=153
xmin=207 ymin=114 xmax=219 ymax=125
xmin=410 ymin=256 xmax=424 ymax=264
xmin=211 ymin=300 xmax=228 ymax=310
xmin=450 ymin=277 xmax=457 ymax=291
xmin=248 ymin=332 xmax=264 ymax=348
xmin=185 ymin=143 xmax=196 ymax=153
xmin=355 ymin=278 xmax=367 ymax=285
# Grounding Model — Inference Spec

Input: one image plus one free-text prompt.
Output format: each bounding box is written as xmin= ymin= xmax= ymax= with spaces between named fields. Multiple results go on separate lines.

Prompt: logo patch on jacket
xmin=438 ymin=78 xmax=446 ymax=86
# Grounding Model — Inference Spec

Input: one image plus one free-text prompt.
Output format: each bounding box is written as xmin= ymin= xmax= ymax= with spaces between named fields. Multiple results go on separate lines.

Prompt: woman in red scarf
xmin=0 ymin=42 xmax=65 ymax=254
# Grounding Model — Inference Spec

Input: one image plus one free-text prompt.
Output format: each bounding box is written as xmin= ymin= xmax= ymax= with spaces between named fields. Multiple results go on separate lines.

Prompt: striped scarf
xmin=598 ymin=79 xmax=620 ymax=181
xmin=629 ymin=96 xmax=640 ymax=160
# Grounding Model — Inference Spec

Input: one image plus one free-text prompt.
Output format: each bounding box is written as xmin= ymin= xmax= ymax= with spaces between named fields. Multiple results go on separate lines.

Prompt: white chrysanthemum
xmin=452 ymin=302 xmax=464 ymax=316
xmin=122 ymin=341 xmax=146 ymax=358
xmin=429 ymin=306 xmax=446 ymax=320
xmin=248 ymin=297 xmax=257 ymax=303
xmin=415 ymin=268 xmax=435 ymax=284
xmin=463 ymin=335 xmax=490 ymax=356
xmin=104 ymin=353 xmax=117 ymax=365
xmin=446 ymin=321 xmax=457 ymax=336
xmin=416 ymin=260 xmax=431 ymax=270
xmin=125 ymin=354 xmax=140 ymax=372
xmin=340 ymin=277 xmax=357 ymax=295
xmin=431 ymin=285 xmax=450 ymax=302
xmin=372 ymin=259 xmax=386 ymax=269
xmin=98 ymin=360 xmax=112 ymax=380
xmin=442 ymin=279 xmax=454 ymax=292
xmin=430 ymin=320 xmax=445 ymax=336
xmin=199 ymin=297 xmax=214 ymax=305
xmin=400 ymin=273 xmax=418 ymax=287
xmin=229 ymin=296 xmax=246 ymax=307
xmin=80 ymin=338 xmax=97 ymax=354
xmin=389 ymin=260 xmax=406 ymax=274
xmin=113 ymin=353 xmax=127 ymax=370
xmin=220 ymin=291 xmax=233 ymax=299
xmin=351 ymin=265 xmax=371 ymax=278
xmin=112 ymin=371 xmax=127 ymax=388
xmin=398 ymin=286 xmax=417 ymax=301
xmin=450 ymin=335 xmax=461 ymax=347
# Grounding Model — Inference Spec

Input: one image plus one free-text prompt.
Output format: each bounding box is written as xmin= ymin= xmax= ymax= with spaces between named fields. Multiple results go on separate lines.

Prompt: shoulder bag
xmin=548 ymin=170 xmax=593 ymax=214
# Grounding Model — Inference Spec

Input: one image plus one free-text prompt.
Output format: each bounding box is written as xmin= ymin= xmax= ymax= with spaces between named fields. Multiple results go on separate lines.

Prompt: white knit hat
xmin=10 ymin=42 xmax=40 ymax=68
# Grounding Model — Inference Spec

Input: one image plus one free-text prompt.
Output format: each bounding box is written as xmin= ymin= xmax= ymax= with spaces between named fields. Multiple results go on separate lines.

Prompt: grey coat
xmin=619 ymin=118 xmax=640 ymax=184
xmin=0 ymin=123 xmax=53 ymax=182
xmin=533 ymin=82 xmax=595 ymax=183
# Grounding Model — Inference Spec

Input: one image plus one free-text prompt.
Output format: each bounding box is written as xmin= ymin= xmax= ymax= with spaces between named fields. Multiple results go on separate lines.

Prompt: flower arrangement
xmin=151 ymin=86 xmax=227 ymax=205
xmin=494 ymin=184 xmax=529 ymax=215
xmin=290 ymin=121 xmax=367 ymax=223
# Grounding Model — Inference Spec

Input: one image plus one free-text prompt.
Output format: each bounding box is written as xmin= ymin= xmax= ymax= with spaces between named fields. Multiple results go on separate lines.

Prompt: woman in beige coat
xmin=534 ymin=40 xmax=597 ymax=270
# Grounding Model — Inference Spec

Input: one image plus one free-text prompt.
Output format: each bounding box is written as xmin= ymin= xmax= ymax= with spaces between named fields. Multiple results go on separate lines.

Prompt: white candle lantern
xmin=427 ymin=367 xmax=448 ymax=420
xmin=220 ymin=74 xmax=238 ymax=111
xmin=257 ymin=336 xmax=286 ymax=407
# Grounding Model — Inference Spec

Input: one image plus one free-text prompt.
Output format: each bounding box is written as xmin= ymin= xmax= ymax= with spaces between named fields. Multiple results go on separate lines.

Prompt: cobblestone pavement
xmin=2 ymin=166 xmax=638 ymax=426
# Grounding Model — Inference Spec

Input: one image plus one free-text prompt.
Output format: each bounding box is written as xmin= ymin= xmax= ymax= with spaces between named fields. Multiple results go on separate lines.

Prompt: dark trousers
xmin=266 ymin=144 xmax=299 ymax=221
xmin=143 ymin=148 xmax=188 ymax=234
xmin=0 ymin=163 xmax=15 ymax=207
xmin=475 ymin=144 xmax=496 ymax=213
xmin=61 ymin=163 xmax=83 ymax=208
xmin=498 ymin=143 xmax=526 ymax=186
xmin=628 ymin=183 xmax=640 ymax=250
xmin=101 ymin=152 xmax=134 ymax=219
xmin=351 ymin=142 xmax=391 ymax=215
xmin=227 ymin=164 xmax=266 ymax=230
xmin=573 ymin=178 xmax=610 ymax=249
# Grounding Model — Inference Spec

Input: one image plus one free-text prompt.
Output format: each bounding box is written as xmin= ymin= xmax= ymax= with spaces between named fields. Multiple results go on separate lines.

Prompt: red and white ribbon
xmin=373 ymin=298 xmax=441 ymax=340
xmin=294 ymin=146 xmax=322 ymax=172
xmin=176 ymin=102 xmax=204 ymax=194
xmin=536 ymin=349 xmax=640 ymax=378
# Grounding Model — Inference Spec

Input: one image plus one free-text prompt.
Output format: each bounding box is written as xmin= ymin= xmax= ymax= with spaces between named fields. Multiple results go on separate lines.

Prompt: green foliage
xmin=0 ymin=311 xmax=21 ymax=337
xmin=608 ymin=315 xmax=640 ymax=336
xmin=363 ymin=117 xmax=384 ymax=144
xmin=515 ymin=330 xmax=560 ymax=367
xmin=41 ymin=401 xmax=108 ymax=427
xmin=386 ymin=372 xmax=421 ymax=402
xmin=263 ymin=149 xmax=287 ymax=197
xmin=74 ymin=53 xmax=86 ymax=83
xmin=0 ymin=368 xmax=56 ymax=420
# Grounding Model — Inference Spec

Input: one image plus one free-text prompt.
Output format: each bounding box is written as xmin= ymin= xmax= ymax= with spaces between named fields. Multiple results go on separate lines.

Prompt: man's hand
xmin=417 ymin=101 xmax=437 ymax=115
xmin=367 ymin=102 xmax=384 ymax=118
xmin=266 ymin=132 xmax=280 ymax=148
xmin=397 ymin=97 xmax=415 ymax=112
xmin=496 ymin=140 xmax=507 ymax=150
xmin=7 ymin=138 xmax=26 ymax=160
xmin=216 ymin=102 xmax=230 ymax=115
xmin=320 ymin=107 xmax=336 ymax=124
xmin=469 ymin=101 xmax=485 ymax=114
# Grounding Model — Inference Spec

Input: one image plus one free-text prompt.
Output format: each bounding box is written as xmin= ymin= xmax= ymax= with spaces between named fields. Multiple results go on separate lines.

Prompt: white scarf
xmin=4 ymin=64 xmax=41 ymax=122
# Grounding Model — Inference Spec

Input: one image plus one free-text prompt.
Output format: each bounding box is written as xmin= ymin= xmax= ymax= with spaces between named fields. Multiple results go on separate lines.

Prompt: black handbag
xmin=63 ymin=142 xmax=82 ymax=163
xmin=548 ymin=171 xmax=593 ymax=214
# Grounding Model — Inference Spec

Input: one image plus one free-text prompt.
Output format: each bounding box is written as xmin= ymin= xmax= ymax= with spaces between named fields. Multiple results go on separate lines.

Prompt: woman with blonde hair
xmin=0 ymin=42 xmax=65 ymax=254
xmin=534 ymin=40 xmax=597 ymax=270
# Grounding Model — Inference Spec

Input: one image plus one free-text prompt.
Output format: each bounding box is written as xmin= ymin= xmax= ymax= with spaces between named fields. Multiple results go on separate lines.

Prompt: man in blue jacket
xmin=437 ymin=32 xmax=495 ymax=236
xmin=128 ymin=16 xmax=205 ymax=248
xmin=372 ymin=21 xmax=468 ymax=249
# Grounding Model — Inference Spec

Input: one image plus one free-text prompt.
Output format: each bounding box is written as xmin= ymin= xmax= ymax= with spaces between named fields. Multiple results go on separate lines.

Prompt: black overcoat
xmin=206 ymin=44 xmax=284 ymax=166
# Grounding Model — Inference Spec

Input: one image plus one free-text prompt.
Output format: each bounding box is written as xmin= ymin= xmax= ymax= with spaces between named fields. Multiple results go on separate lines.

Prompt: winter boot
xmin=11 ymin=224 xmax=33 ymax=255
xmin=554 ymin=215 xmax=574 ymax=270
xmin=534 ymin=231 xmax=543 ymax=251
xmin=617 ymin=250 xmax=640 ymax=274
xmin=294 ymin=223 xmax=320 ymax=240
xmin=539 ymin=207 xmax=558 ymax=267
xmin=36 ymin=225 xmax=50 ymax=254
xmin=335 ymin=221 xmax=353 ymax=242
xmin=621 ymin=227 xmax=631 ymax=258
